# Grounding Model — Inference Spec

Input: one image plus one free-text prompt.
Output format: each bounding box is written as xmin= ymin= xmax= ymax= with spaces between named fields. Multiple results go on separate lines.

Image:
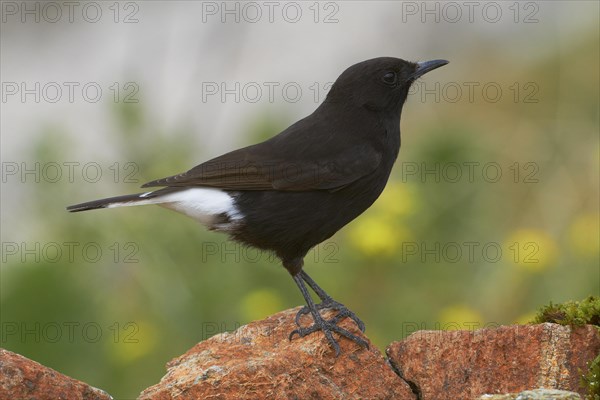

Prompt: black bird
xmin=67 ymin=57 xmax=448 ymax=355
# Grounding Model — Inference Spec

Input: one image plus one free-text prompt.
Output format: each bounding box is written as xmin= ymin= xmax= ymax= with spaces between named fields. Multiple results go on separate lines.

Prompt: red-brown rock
xmin=0 ymin=348 xmax=112 ymax=400
xmin=386 ymin=323 xmax=600 ymax=400
xmin=139 ymin=307 xmax=415 ymax=400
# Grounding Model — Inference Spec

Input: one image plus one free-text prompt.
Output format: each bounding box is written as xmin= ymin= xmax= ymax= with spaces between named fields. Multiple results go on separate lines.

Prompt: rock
xmin=478 ymin=388 xmax=582 ymax=399
xmin=139 ymin=307 xmax=416 ymax=400
xmin=386 ymin=323 xmax=600 ymax=400
xmin=0 ymin=348 xmax=112 ymax=400
xmin=4 ymin=314 xmax=595 ymax=399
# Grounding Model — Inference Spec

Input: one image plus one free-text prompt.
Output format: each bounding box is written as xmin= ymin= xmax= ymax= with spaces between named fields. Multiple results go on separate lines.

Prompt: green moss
xmin=531 ymin=297 xmax=600 ymax=399
xmin=581 ymin=353 xmax=600 ymax=400
xmin=532 ymin=296 xmax=600 ymax=326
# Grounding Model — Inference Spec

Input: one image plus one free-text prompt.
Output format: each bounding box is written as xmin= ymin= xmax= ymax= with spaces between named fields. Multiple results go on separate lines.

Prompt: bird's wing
xmin=141 ymin=130 xmax=382 ymax=192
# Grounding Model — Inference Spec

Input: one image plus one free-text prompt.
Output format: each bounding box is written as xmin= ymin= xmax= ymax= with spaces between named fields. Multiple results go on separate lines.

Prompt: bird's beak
xmin=410 ymin=59 xmax=449 ymax=80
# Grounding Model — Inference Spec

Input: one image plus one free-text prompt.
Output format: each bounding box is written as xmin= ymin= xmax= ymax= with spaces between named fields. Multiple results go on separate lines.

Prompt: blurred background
xmin=1 ymin=1 xmax=598 ymax=398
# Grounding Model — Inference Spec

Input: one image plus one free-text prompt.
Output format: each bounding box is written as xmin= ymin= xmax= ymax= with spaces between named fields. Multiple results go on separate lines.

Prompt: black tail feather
xmin=66 ymin=193 xmax=149 ymax=212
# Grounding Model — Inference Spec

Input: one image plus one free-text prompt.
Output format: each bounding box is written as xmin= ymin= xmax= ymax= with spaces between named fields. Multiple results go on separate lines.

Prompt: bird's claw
xmin=290 ymin=299 xmax=368 ymax=356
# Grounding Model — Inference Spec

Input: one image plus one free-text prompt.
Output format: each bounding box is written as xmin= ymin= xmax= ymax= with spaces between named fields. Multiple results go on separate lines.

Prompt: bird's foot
xmin=294 ymin=297 xmax=366 ymax=332
xmin=289 ymin=299 xmax=368 ymax=356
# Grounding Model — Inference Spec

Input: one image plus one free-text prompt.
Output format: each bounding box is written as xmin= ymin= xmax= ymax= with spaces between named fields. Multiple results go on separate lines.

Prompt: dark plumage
xmin=67 ymin=57 xmax=448 ymax=355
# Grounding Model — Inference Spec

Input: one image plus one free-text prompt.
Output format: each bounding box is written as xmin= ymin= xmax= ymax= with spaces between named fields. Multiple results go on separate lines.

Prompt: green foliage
xmin=532 ymin=296 xmax=600 ymax=326
xmin=582 ymin=354 xmax=600 ymax=400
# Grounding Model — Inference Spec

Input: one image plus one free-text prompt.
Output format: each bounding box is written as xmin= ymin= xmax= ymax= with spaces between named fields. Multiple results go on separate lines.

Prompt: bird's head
xmin=326 ymin=57 xmax=448 ymax=114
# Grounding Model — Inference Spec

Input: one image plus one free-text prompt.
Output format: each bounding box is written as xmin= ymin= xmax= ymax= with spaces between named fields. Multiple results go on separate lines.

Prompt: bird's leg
xmin=288 ymin=272 xmax=368 ymax=356
xmin=295 ymin=270 xmax=365 ymax=333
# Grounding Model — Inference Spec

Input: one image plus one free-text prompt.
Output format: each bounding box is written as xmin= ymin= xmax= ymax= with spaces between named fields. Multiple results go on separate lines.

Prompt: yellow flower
xmin=241 ymin=288 xmax=284 ymax=321
xmin=568 ymin=213 xmax=600 ymax=257
xmin=108 ymin=320 xmax=158 ymax=364
xmin=504 ymin=229 xmax=558 ymax=272
xmin=375 ymin=181 xmax=417 ymax=217
xmin=438 ymin=305 xmax=483 ymax=330
xmin=347 ymin=215 xmax=411 ymax=256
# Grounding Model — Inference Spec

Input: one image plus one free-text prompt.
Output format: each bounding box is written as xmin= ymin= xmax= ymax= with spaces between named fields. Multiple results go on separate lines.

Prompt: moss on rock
xmin=531 ymin=296 xmax=600 ymax=399
xmin=532 ymin=296 xmax=600 ymax=327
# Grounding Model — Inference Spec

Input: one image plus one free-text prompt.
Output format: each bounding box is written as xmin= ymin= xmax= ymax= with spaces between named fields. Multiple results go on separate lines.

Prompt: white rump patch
xmin=159 ymin=188 xmax=242 ymax=227
xmin=107 ymin=188 xmax=242 ymax=229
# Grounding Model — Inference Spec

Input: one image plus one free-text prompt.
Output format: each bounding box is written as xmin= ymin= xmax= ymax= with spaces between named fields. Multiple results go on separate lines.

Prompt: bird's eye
xmin=382 ymin=71 xmax=397 ymax=85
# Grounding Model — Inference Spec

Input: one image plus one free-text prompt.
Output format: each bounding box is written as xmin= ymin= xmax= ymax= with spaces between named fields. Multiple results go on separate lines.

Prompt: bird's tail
xmin=66 ymin=191 xmax=165 ymax=212
xmin=67 ymin=187 xmax=240 ymax=232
